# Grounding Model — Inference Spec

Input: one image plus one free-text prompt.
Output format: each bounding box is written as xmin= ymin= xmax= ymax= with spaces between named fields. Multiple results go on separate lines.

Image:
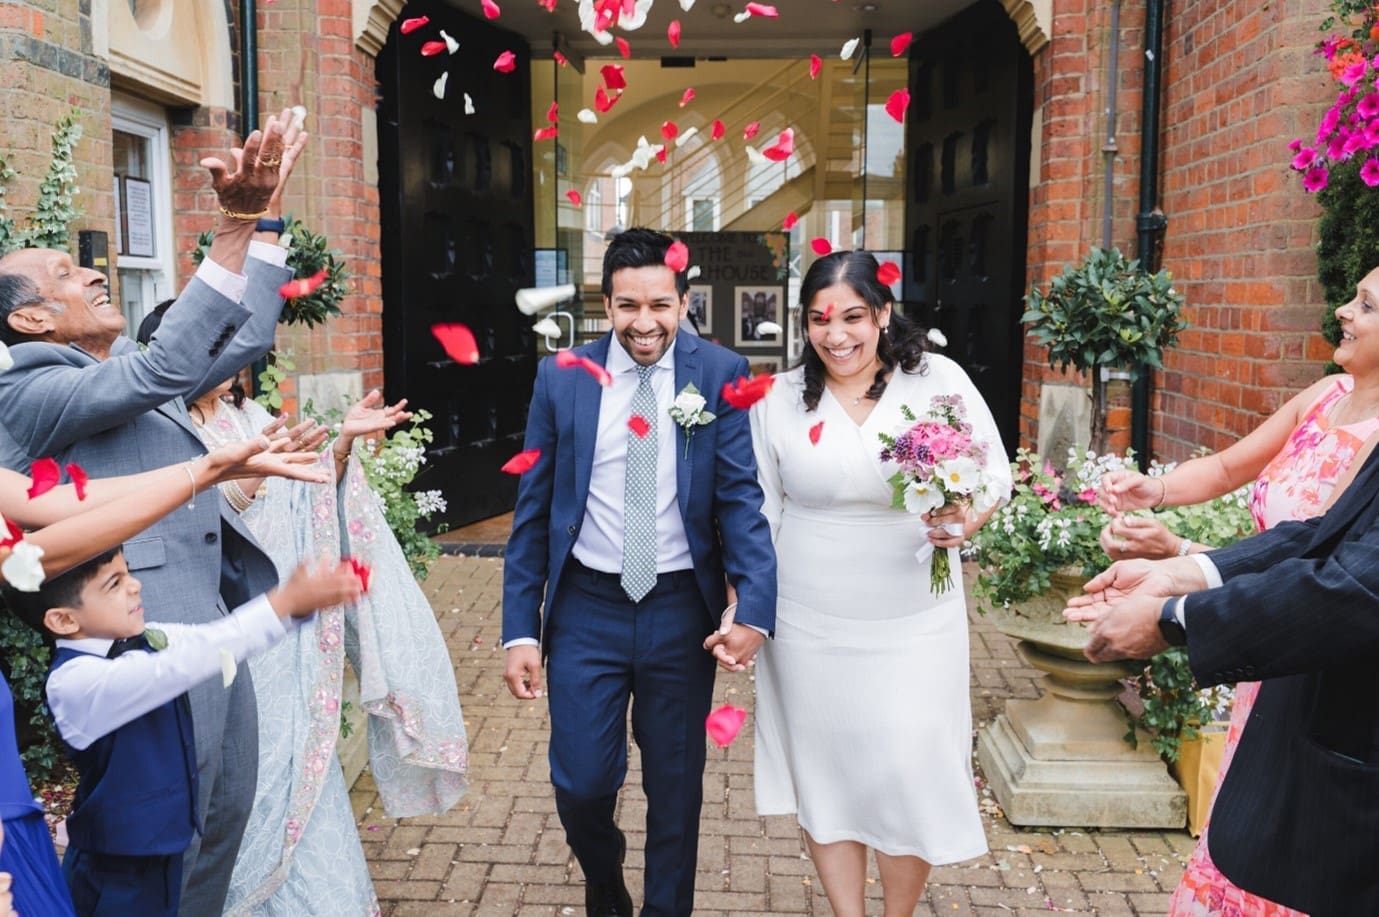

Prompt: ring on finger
xmin=259 ymin=157 xmax=282 ymax=167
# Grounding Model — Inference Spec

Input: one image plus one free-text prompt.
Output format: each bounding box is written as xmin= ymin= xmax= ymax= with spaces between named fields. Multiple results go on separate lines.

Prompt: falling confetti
xmin=577 ymin=107 xmax=598 ymax=123
xmin=494 ymin=50 xmax=517 ymax=72
xmin=26 ymin=457 xmax=60 ymax=500
xmin=432 ymin=71 xmax=448 ymax=100
xmin=440 ymin=29 xmax=459 ymax=53
xmin=745 ymin=3 xmax=778 ymax=16
xmin=534 ymin=126 xmax=559 ymax=141
xmin=628 ymin=414 xmax=651 ymax=438
xmin=566 ymin=189 xmax=583 ymax=207
xmin=808 ymin=421 xmax=824 ymax=445
xmin=743 ymin=121 xmax=760 ymax=139
xmin=679 ymin=87 xmax=695 ymax=107
xmin=841 ymin=37 xmax=860 ymax=60
xmin=761 ymin=127 xmax=794 ymax=161
xmin=0 ymin=516 xmax=22 ymax=549
xmin=601 ymin=63 xmax=627 ymax=89
xmin=821 ymin=303 xmax=835 ymax=320
xmin=661 ymin=120 xmax=679 ymax=141
xmin=66 ymin=462 xmax=88 ymax=501
xmin=710 ymin=119 xmax=725 ymax=140
xmin=616 ymin=36 xmax=631 ymax=58
xmin=554 ymin=49 xmax=569 ymax=66
xmin=501 ymin=449 xmax=541 ymax=474
xmin=431 ymin=323 xmax=480 ymax=364
xmin=885 ymin=88 xmax=910 ymax=123
xmin=554 ymin=349 xmax=614 ymax=386
xmin=810 ymin=237 xmax=833 ymax=256
xmin=674 ymin=126 xmax=699 ymax=148
xmin=877 ymin=260 xmax=901 ymax=286
xmin=891 ymin=32 xmax=913 ymax=56
xmin=348 ymin=557 xmax=372 ymax=592
xmin=546 ymin=101 xmax=559 ymax=123
xmin=705 ymin=704 xmax=748 ymax=746
xmin=664 ymin=240 xmax=690 ymax=272
xmin=782 ymin=211 xmax=798 ymax=230
xmin=927 ymin=327 xmax=948 ymax=347
xmin=809 ymin=54 xmax=822 ymax=79
xmin=722 ymin=373 xmax=775 ymax=409
xmin=278 ymin=269 xmax=328 ymax=299
xmin=668 ymin=19 xmax=681 ymax=47
xmin=481 ymin=0 xmax=501 ymax=18
xmin=594 ymin=86 xmax=620 ymax=113
xmin=399 ymin=15 xmax=429 ymax=34
xmin=420 ymin=40 xmax=446 ymax=56
xmin=464 ymin=93 xmax=476 ymax=115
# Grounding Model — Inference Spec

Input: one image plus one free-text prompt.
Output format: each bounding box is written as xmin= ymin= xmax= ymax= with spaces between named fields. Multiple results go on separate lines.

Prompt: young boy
xmin=6 ymin=547 xmax=361 ymax=917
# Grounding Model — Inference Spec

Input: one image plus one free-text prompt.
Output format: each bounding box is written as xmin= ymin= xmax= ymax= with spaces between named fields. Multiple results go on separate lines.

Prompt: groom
xmin=503 ymin=228 xmax=776 ymax=917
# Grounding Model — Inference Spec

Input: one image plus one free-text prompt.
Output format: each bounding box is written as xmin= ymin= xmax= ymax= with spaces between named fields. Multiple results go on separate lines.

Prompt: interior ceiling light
xmin=855 ymin=2 xmax=880 ymax=10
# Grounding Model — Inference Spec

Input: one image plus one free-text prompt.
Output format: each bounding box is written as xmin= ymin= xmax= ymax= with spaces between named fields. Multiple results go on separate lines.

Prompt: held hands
xmin=267 ymin=557 xmax=363 ymax=619
xmin=1100 ymin=514 xmax=1181 ymax=561
xmin=504 ymin=644 xmax=544 ymax=699
xmin=702 ymin=604 xmax=765 ymax=673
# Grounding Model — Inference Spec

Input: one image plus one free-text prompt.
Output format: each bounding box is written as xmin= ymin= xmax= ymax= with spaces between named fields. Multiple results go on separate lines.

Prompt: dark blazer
xmin=1184 ymin=448 xmax=1379 ymax=915
xmin=502 ymin=331 xmax=777 ymax=644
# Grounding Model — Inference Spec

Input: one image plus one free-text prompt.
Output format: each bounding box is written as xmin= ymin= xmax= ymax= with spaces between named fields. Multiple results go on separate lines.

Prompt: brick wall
xmin=1025 ymin=0 xmax=1332 ymax=461
xmin=0 ymin=1 xmax=112 ymax=255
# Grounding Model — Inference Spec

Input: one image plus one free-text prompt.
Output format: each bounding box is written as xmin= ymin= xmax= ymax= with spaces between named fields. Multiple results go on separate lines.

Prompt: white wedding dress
xmin=749 ymin=356 xmax=1010 ymax=861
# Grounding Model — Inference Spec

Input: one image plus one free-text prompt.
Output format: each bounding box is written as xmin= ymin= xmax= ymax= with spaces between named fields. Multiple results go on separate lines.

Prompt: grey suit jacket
xmin=0 ymin=258 xmax=289 ymax=620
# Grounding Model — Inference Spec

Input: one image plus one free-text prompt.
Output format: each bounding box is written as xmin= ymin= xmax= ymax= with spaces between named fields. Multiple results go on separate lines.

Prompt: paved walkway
xmin=350 ymin=556 xmax=1197 ymax=915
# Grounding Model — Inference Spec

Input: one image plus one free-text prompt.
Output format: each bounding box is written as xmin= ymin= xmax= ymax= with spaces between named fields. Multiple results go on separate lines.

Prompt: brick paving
xmin=351 ymin=556 xmax=1197 ymax=915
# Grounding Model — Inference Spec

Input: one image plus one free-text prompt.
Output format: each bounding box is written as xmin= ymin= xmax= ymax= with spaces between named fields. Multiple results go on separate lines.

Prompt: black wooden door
xmin=903 ymin=0 xmax=1032 ymax=450
xmin=378 ymin=1 xmax=536 ymax=529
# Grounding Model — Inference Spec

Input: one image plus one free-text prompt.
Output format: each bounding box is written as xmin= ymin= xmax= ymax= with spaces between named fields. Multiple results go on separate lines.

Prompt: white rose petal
xmin=926 ymin=327 xmax=948 ymax=348
xmin=687 ymin=265 xmax=702 ymax=280
xmin=432 ymin=72 xmax=449 ymax=100
xmin=463 ymin=93 xmax=476 ymax=116
xmin=733 ymin=10 xmax=750 ymax=22
xmin=577 ymin=108 xmax=599 ymax=124
xmin=440 ymin=29 xmax=460 ymax=54
xmin=1 ymin=540 xmax=44 ymax=592
xmin=679 ymin=0 xmax=695 ymax=10
xmin=841 ymin=37 xmax=860 ymax=60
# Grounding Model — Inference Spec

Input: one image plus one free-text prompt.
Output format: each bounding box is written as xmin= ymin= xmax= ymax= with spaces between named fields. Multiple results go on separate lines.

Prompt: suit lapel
xmin=572 ymin=334 xmax=612 ymax=512
xmin=1312 ymin=445 xmax=1379 ymax=546
xmin=153 ymin=398 xmax=202 ymax=440
xmin=673 ymin=333 xmax=702 ymax=523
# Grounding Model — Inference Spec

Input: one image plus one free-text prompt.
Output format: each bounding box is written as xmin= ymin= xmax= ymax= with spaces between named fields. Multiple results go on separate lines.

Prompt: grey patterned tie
xmin=622 ymin=363 xmax=658 ymax=602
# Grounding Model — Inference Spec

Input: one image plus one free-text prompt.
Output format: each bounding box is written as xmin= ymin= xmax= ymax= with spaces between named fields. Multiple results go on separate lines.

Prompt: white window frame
xmin=111 ymin=93 xmax=176 ymax=327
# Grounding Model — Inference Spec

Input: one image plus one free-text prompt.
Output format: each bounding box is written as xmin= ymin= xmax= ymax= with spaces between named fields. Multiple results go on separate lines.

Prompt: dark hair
xmin=5 ymin=547 xmax=123 ymax=638
xmin=796 ymin=250 xmax=929 ymax=412
xmin=0 ymin=271 xmax=45 ymax=347
xmin=139 ymin=299 xmax=247 ymax=407
xmin=601 ymin=227 xmax=690 ymax=299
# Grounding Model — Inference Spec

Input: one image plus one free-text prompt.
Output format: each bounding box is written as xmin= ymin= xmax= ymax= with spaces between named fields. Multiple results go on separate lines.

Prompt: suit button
xmin=204 ymin=532 xmax=218 ymax=544
xmin=567 ymin=525 xmax=576 ymax=535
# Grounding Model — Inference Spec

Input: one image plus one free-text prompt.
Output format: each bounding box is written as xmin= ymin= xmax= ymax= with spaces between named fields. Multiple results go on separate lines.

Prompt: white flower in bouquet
xmin=935 ymin=456 xmax=982 ymax=496
xmin=903 ymin=479 xmax=946 ymax=515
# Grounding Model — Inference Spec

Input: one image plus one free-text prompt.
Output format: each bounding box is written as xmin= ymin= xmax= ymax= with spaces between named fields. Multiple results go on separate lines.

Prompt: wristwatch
xmin=255 ymin=217 xmax=286 ymax=234
xmin=1158 ymin=599 xmax=1187 ymax=646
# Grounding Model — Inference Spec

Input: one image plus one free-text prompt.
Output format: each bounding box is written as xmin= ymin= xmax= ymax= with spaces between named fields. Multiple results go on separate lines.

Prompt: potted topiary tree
xmin=1023 ymin=246 xmax=1188 ymax=454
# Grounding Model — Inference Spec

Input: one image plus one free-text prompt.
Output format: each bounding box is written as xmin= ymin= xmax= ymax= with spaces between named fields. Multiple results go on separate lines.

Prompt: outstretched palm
xmin=341 ymin=390 xmax=411 ymax=442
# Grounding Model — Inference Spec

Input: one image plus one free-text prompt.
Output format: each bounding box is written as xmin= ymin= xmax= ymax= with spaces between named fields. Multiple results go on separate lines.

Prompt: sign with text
xmin=673 ymin=231 xmax=789 ymax=375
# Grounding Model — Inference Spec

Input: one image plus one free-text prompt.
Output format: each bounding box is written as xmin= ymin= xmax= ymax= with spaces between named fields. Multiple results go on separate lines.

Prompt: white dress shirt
xmin=194 ymin=240 xmax=290 ymax=304
xmin=47 ymin=595 xmax=290 ymax=751
xmin=1169 ymin=553 xmax=1224 ymax=629
xmin=572 ymin=340 xmax=693 ymax=575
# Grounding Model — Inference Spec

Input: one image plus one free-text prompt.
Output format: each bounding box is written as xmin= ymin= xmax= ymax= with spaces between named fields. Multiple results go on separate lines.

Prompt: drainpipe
xmin=240 ymin=0 xmax=266 ymax=394
xmin=1101 ymin=0 xmax=1120 ymax=249
xmin=1133 ymin=0 xmax=1168 ymax=469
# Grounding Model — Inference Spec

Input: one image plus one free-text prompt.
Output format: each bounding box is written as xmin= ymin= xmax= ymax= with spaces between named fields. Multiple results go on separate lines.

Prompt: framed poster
xmin=733 ymin=285 xmax=782 ymax=347
xmin=747 ymin=356 xmax=780 ymax=376
xmin=123 ymin=176 xmax=155 ymax=257
xmin=687 ymin=284 xmax=712 ymax=335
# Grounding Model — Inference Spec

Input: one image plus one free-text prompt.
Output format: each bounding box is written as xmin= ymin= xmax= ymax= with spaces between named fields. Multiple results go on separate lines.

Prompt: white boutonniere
xmin=668 ymin=383 xmax=716 ymax=457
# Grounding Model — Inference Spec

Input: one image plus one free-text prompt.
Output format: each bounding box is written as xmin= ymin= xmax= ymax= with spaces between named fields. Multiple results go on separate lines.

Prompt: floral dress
xmin=1168 ymin=375 xmax=1379 ymax=916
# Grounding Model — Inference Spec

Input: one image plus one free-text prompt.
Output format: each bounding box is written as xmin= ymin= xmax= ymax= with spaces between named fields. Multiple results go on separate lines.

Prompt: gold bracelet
xmin=1153 ymin=476 xmax=1168 ymax=509
xmin=220 ymin=480 xmax=254 ymax=514
xmin=218 ymin=205 xmax=270 ymax=221
xmin=183 ymin=462 xmax=199 ymax=510
xmin=332 ymin=440 xmax=352 ymax=461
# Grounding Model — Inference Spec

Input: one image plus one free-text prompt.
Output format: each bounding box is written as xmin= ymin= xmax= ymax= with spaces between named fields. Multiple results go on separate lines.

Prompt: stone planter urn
xmin=975 ymin=567 xmax=1186 ymax=828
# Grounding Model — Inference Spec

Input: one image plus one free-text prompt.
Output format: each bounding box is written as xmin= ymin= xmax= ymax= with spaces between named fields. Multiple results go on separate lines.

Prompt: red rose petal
xmin=705 ymin=704 xmax=748 ymax=747
xmin=743 ymin=120 xmax=760 ymax=139
xmin=679 ymin=87 xmax=695 ymax=108
xmin=0 ymin=515 xmax=22 ymax=549
xmin=809 ymin=54 xmax=822 ymax=79
xmin=546 ymin=100 xmax=559 ymax=123
xmin=616 ymin=36 xmax=631 ymax=59
xmin=821 ymin=303 xmax=835 ymax=321
xmin=420 ymin=40 xmax=446 ymax=56
xmin=278 ymin=268 xmax=329 ymax=299
xmin=493 ymin=50 xmax=517 ymax=72
xmin=654 ymin=146 xmax=668 ymax=164
xmin=710 ymin=119 xmax=725 ymax=140
xmin=628 ymin=414 xmax=651 ymax=438
xmin=668 ymin=19 xmax=682 ymax=48
xmin=400 ymin=16 xmax=429 ymax=34
xmin=661 ymin=120 xmax=679 ymax=141
xmin=808 ymin=421 xmax=824 ymax=445
xmin=501 ymin=449 xmax=541 ymax=475
xmin=566 ymin=189 xmax=583 ymax=207
xmin=431 ymin=323 xmax=480 ymax=365
xmin=762 ymin=127 xmax=794 ymax=162
xmin=721 ymin=373 xmax=775 ymax=410
xmin=744 ymin=3 xmax=778 ymax=17
xmin=481 ymin=0 xmax=501 ymax=19
xmin=601 ymin=64 xmax=626 ymax=90
xmin=594 ymin=86 xmax=621 ymax=114
xmin=782 ymin=211 xmax=798 ymax=230
xmin=541 ymin=0 xmax=556 ymax=9
xmin=533 ymin=126 xmax=559 ymax=141
xmin=877 ymin=260 xmax=901 ymax=286
xmin=664 ymin=240 xmax=690 ymax=272
xmin=348 ymin=556 xmax=372 ymax=592
xmin=553 ymin=49 xmax=569 ymax=66
xmin=891 ymin=31 xmax=913 ymax=56
xmin=65 ymin=462 xmax=88 ymax=501
xmin=884 ymin=87 xmax=910 ymax=123
xmin=810 ymin=237 xmax=833 ymax=256
xmin=554 ymin=349 xmax=613 ymax=386
xmin=26 ymin=457 xmax=60 ymax=500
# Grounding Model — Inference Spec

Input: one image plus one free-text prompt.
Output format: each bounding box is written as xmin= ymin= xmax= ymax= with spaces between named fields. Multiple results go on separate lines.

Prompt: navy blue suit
xmin=1183 ymin=447 xmax=1379 ymax=914
xmin=503 ymin=332 xmax=776 ymax=915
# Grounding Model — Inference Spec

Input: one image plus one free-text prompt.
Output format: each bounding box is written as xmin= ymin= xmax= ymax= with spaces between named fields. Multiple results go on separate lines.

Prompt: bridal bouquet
xmin=878 ymin=394 xmax=1000 ymax=594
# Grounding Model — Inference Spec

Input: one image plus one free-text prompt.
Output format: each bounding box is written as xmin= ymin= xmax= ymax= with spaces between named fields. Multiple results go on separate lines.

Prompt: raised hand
xmin=340 ymin=390 xmax=412 ymax=442
xmin=199 ymin=108 xmax=291 ymax=219
xmin=264 ymin=109 xmax=309 ymax=218
xmin=202 ymin=436 xmax=329 ymax=485
xmin=264 ymin=416 xmax=330 ymax=454
xmin=268 ymin=557 xmax=363 ymax=619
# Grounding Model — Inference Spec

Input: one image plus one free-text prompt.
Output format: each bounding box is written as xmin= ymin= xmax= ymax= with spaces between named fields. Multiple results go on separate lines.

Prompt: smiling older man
xmin=0 ymin=109 xmax=310 ymax=916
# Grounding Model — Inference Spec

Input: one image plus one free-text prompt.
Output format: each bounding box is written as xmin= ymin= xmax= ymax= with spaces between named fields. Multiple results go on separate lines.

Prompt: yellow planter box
xmin=1173 ymin=727 xmax=1228 ymax=837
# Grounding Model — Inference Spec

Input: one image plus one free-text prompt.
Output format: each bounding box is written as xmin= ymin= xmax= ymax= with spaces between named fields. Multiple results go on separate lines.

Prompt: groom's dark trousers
xmin=547 ymin=562 xmax=715 ymax=914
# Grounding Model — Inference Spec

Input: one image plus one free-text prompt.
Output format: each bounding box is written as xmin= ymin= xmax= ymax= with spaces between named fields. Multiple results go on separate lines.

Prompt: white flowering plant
xmin=356 ymin=409 xmax=447 ymax=579
xmin=667 ymin=382 xmax=715 ymax=457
